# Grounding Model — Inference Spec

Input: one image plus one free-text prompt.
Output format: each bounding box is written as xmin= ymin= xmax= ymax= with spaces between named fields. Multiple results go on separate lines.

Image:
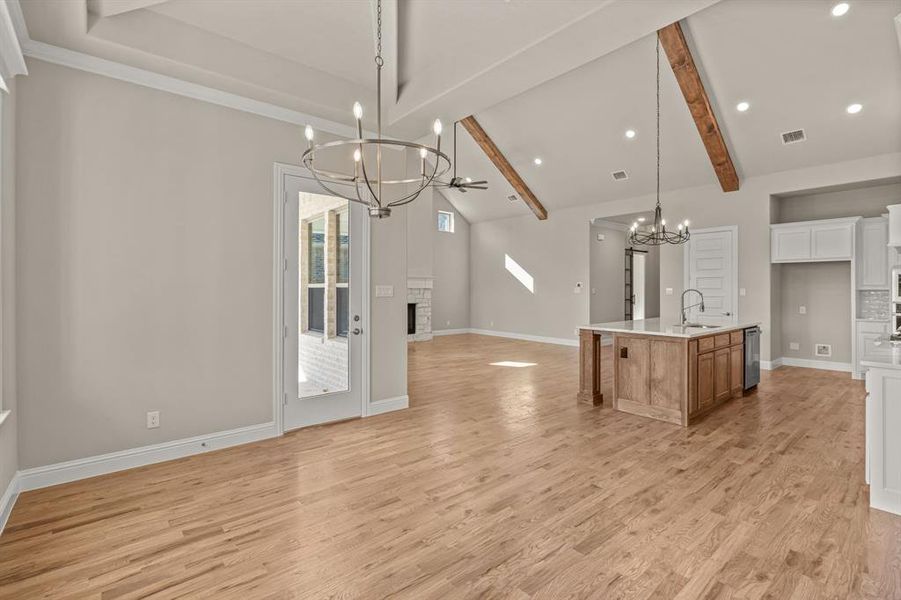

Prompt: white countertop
xmin=580 ymin=318 xmax=761 ymax=339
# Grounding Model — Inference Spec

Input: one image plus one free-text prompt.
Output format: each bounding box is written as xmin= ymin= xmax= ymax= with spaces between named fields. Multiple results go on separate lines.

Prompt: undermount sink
xmin=677 ymin=323 xmax=718 ymax=329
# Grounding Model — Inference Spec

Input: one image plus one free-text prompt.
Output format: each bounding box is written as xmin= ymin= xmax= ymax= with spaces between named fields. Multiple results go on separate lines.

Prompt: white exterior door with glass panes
xmin=283 ymin=172 xmax=366 ymax=430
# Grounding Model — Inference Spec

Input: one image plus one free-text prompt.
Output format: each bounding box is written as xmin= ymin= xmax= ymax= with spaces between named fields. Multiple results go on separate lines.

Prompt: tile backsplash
xmin=859 ymin=290 xmax=891 ymax=320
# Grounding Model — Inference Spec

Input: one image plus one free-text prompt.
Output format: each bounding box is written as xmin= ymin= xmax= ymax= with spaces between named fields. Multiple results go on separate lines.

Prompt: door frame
xmin=272 ymin=162 xmax=371 ymax=435
xmin=682 ymin=225 xmax=739 ymax=323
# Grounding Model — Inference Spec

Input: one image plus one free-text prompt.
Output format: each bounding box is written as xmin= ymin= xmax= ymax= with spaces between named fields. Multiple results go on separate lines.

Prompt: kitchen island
xmin=578 ymin=318 xmax=760 ymax=426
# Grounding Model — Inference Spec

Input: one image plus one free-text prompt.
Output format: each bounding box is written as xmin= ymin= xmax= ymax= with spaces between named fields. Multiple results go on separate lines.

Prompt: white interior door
xmin=633 ymin=253 xmax=646 ymax=320
xmin=283 ymin=172 xmax=367 ymax=431
xmin=684 ymin=227 xmax=738 ymax=324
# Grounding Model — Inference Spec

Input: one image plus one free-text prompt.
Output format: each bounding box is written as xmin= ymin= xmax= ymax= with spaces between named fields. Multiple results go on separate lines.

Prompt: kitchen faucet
xmin=681 ymin=288 xmax=705 ymax=325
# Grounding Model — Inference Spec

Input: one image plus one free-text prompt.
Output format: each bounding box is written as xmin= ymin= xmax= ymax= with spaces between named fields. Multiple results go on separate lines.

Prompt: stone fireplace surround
xmin=407 ymin=277 xmax=434 ymax=342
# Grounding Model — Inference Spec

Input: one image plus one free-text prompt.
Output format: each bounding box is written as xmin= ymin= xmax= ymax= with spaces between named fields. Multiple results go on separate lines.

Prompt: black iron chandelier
xmin=629 ymin=37 xmax=690 ymax=246
xmin=301 ymin=0 xmax=451 ymax=218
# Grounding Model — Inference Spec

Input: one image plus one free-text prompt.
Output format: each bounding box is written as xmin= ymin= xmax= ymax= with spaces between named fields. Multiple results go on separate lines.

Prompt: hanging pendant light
xmin=629 ymin=37 xmax=690 ymax=246
xmin=301 ymin=0 xmax=451 ymax=218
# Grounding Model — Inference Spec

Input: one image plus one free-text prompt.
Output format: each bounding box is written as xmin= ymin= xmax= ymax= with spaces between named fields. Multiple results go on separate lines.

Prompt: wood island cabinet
xmin=613 ymin=329 xmax=745 ymax=426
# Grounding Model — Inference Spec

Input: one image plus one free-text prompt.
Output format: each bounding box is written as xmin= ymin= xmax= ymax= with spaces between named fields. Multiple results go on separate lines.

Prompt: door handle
xmin=352 ymin=328 xmax=362 ymax=335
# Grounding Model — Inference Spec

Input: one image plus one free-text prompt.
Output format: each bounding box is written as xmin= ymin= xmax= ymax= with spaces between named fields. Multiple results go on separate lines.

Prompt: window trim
xmin=437 ymin=210 xmax=455 ymax=233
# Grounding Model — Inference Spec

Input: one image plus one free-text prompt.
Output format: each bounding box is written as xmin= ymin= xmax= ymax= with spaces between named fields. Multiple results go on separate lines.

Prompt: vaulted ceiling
xmin=18 ymin=0 xmax=901 ymax=223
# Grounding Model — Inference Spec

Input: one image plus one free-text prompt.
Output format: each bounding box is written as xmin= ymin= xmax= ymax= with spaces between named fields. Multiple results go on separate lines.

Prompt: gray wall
xmin=433 ymin=193 xmax=470 ymax=331
xmin=589 ymin=223 xmax=626 ymax=323
xmin=779 ymin=262 xmax=852 ymax=363
xmin=0 ymin=80 xmax=18 ymax=502
xmin=775 ymin=182 xmax=901 ymax=223
xmin=15 ymin=59 xmax=407 ymax=469
xmin=468 ymin=152 xmax=901 ymax=359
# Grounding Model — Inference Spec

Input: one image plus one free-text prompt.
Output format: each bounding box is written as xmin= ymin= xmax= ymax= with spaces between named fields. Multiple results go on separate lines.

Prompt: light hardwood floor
xmin=0 ymin=334 xmax=899 ymax=599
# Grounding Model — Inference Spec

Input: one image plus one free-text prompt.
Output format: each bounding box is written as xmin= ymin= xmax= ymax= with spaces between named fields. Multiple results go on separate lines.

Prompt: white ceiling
xmin=17 ymin=0 xmax=901 ymax=223
xmin=444 ymin=0 xmax=901 ymax=222
xmin=148 ymin=0 xmax=375 ymax=86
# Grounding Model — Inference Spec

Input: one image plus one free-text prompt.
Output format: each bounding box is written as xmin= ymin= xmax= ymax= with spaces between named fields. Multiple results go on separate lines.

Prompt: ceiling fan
xmin=434 ymin=121 xmax=487 ymax=193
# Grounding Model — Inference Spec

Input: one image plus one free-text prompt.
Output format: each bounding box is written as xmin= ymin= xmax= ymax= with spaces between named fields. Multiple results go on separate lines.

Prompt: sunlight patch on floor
xmin=490 ymin=361 xmax=538 ymax=368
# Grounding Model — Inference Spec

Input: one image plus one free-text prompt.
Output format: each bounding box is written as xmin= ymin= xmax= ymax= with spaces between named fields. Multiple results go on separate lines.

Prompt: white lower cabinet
xmin=857 ymin=321 xmax=891 ymax=376
xmin=865 ymin=364 xmax=901 ymax=516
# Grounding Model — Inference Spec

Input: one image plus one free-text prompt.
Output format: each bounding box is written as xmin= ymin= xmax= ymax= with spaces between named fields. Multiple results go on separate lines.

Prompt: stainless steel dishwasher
xmin=744 ymin=326 xmax=761 ymax=390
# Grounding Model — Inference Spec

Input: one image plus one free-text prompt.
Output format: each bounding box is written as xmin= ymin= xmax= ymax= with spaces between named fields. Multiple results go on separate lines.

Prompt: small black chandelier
xmin=629 ymin=37 xmax=690 ymax=246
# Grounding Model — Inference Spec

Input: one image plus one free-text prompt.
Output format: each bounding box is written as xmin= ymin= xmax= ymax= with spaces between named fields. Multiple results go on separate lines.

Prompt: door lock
xmin=352 ymin=328 xmax=362 ymax=335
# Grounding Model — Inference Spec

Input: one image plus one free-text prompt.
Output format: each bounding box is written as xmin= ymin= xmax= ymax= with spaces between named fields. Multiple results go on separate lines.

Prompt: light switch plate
xmin=665 ymin=288 xmax=674 ymax=296
xmin=790 ymin=342 xmax=800 ymax=351
xmin=375 ymin=285 xmax=394 ymax=298
xmin=739 ymin=287 xmax=746 ymax=297
xmin=799 ymin=305 xmax=807 ymax=315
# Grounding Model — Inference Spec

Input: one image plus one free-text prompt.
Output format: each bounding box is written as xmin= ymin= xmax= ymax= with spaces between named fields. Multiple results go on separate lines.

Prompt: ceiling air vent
xmin=781 ymin=129 xmax=806 ymax=145
xmin=507 ymin=194 xmax=519 ymax=203
xmin=611 ymin=170 xmax=629 ymax=181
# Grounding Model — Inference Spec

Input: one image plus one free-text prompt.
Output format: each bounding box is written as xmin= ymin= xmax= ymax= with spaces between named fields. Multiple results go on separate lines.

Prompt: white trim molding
xmin=777 ymin=357 xmax=853 ymax=373
xmin=432 ymin=328 xmax=470 ymax=337
xmin=0 ymin=473 xmax=20 ymax=536
xmin=0 ymin=0 xmax=27 ymax=81
xmin=21 ymin=40 xmax=359 ymax=138
xmin=761 ymin=358 xmax=783 ymax=371
xmin=17 ymin=422 xmax=277 ymax=492
xmin=368 ymin=395 xmax=409 ymax=416
xmin=468 ymin=328 xmax=579 ymax=347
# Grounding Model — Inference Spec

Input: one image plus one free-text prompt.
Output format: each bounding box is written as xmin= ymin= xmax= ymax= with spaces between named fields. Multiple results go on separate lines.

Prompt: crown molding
xmin=21 ymin=39 xmax=361 ymax=139
xmin=0 ymin=0 xmax=27 ymax=80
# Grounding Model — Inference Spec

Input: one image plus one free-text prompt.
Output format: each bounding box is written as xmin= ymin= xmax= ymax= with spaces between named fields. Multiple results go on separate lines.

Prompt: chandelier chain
xmin=375 ymin=0 xmax=383 ymax=67
xmin=656 ymin=36 xmax=660 ymax=210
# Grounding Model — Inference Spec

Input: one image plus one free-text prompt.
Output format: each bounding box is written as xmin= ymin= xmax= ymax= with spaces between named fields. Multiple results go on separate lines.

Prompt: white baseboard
xmin=468 ymin=328 xmax=579 ymax=347
xmin=777 ymin=357 xmax=853 ymax=373
xmin=0 ymin=473 xmax=20 ymax=536
xmin=368 ymin=395 xmax=409 ymax=416
xmin=432 ymin=328 xmax=470 ymax=337
xmin=17 ymin=422 xmax=278 ymax=493
xmin=761 ymin=358 xmax=783 ymax=370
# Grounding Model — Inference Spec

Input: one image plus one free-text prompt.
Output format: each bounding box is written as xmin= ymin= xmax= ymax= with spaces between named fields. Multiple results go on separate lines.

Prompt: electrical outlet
xmin=739 ymin=287 xmax=746 ymax=297
xmin=446 ymin=320 xmax=451 ymax=326
xmin=799 ymin=305 xmax=807 ymax=315
xmin=146 ymin=411 xmax=160 ymax=429
xmin=489 ymin=320 xmax=494 ymax=327
xmin=789 ymin=342 xmax=800 ymax=351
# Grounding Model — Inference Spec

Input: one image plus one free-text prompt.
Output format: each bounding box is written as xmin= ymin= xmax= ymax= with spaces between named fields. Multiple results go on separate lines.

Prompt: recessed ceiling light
xmin=846 ymin=103 xmax=863 ymax=114
xmin=831 ymin=2 xmax=850 ymax=17
xmin=637 ymin=217 xmax=646 ymax=222
xmin=625 ymin=129 xmax=636 ymax=139
xmin=533 ymin=157 xmax=543 ymax=166
xmin=736 ymin=101 xmax=750 ymax=112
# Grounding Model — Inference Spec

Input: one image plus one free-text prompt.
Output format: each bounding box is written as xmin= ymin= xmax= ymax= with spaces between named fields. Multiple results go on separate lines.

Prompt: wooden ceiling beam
xmin=460 ymin=116 xmax=548 ymax=220
xmin=658 ymin=21 xmax=739 ymax=193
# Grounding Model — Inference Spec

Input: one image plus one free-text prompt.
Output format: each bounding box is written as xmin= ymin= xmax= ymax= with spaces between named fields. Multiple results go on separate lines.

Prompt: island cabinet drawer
xmin=698 ymin=336 xmax=716 ymax=353
xmin=730 ymin=331 xmax=743 ymax=346
xmin=714 ymin=334 xmax=732 ymax=349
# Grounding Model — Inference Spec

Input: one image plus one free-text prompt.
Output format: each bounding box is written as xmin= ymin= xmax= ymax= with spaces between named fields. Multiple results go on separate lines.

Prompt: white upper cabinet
xmin=771 ymin=218 xmax=859 ymax=263
xmin=858 ymin=217 xmax=890 ymax=289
